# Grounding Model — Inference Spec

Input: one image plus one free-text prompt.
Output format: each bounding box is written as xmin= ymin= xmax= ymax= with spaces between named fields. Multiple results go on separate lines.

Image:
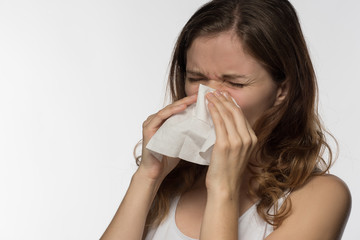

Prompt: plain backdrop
xmin=0 ymin=0 xmax=359 ymax=239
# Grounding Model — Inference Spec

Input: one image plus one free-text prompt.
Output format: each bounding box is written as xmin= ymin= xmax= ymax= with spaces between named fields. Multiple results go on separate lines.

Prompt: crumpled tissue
xmin=146 ymin=84 xmax=216 ymax=165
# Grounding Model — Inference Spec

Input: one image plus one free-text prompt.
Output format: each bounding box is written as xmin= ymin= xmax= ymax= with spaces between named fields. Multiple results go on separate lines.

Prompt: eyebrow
xmin=186 ymin=70 xmax=207 ymax=77
xmin=222 ymin=74 xmax=249 ymax=80
xmin=186 ymin=70 xmax=250 ymax=80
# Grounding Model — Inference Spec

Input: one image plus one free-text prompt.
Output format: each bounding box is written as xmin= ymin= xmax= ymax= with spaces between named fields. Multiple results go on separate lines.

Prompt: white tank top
xmin=145 ymin=195 xmax=286 ymax=240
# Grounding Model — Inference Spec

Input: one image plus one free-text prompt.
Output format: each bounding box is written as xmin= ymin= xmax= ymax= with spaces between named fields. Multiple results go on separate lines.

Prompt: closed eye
xmin=187 ymin=78 xmax=246 ymax=88
xmin=228 ymin=82 xmax=245 ymax=88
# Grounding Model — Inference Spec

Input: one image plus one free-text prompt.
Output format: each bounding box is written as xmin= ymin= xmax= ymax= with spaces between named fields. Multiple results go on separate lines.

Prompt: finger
xmin=207 ymin=94 xmax=229 ymax=147
xmin=244 ymin=119 xmax=258 ymax=148
xmin=173 ymin=93 xmax=198 ymax=107
xmin=233 ymin=106 xmax=257 ymax=149
xmin=214 ymin=92 xmax=259 ymax=166
xmin=227 ymin=100 xmax=257 ymax=151
xmin=209 ymin=91 xmax=257 ymax=151
xmin=207 ymin=91 xmax=241 ymax=144
xmin=146 ymin=94 xmax=197 ymax=129
xmin=217 ymin=91 xmax=253 ymax=140
xmin=142 ymin=114 xmax=156 ymax=128
xmin=149 ymin=104 xmax=187 ymax=129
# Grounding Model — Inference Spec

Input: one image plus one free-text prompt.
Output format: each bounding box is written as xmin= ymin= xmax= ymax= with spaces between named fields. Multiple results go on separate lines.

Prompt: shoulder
xmin=267 ymin=174 xmax=352 ymax=240
xmin=293 ymin=174 xmax=351 ymax=195
xmin=290 ymin=174 xmax=351 ymax=211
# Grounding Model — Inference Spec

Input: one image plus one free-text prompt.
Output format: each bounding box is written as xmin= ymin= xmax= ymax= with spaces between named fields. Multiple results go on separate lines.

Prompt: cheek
xmin=228 ymin=90 xmax=275 ymax=126
xmin=185 ymin=82 xmax=199 ymax=96
xmin=226 ymin=89 xmax=248 ymax=108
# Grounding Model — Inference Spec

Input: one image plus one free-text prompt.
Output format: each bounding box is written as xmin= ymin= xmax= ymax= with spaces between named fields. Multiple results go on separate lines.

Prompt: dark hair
xmin=138 ymin=0 xmax=335 ymax=236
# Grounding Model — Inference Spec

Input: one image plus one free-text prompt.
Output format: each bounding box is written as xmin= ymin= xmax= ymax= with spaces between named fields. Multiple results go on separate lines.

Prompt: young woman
xmin=101 ymin=0 xmax=351 ymax=239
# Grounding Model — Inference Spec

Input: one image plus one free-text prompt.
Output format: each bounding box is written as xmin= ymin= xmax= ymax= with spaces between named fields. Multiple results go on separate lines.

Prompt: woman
xmin=101 ymin=0 xmax=351 ymax=239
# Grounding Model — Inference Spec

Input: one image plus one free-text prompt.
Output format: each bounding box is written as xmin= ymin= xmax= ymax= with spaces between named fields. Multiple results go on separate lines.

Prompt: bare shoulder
xmin=267 ymin=174 xmax=352 ymax=240
xmin=291 ymin=174 xmax=351 ymax=210
xmin=294 ymin=174 xmax=351 ymax=198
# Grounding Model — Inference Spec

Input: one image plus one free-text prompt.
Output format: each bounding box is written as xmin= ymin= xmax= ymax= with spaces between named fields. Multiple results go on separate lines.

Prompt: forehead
xmin=186 ymin=32 xmax=263 ymax=77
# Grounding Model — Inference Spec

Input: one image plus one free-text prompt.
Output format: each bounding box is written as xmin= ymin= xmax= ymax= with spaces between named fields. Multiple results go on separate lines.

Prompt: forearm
xmin=199 ymin=191 xmax=240 ymax=240
xmin=101 ymin=169 xmax=161 ymax=240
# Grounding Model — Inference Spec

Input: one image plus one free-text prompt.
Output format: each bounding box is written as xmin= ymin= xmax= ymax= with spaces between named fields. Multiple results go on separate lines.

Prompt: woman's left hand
xmin=205 ymin=90 xmax=258 ymax=198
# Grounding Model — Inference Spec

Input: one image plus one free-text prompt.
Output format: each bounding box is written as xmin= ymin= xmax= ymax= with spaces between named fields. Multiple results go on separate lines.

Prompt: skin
xmin=184 ymin=32 xmax=286 ymax=127
xmin=179 ymin=32 xmax=351 ymax=239
xmin=101 ymin=31 xmax=351 ymax=240
xmin=179 ymin=31 xmax=284 ymax=239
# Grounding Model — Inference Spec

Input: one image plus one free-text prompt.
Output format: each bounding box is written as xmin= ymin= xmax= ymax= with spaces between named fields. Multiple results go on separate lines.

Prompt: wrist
xmin=201 ymin=187 xmax=240 ymax=239
xmin=206 ymin=180 xmax=243 ymax=204
xmin=134 ymin=167 xmax=163 ymax=193
xmin=207 ymin=187 xmax=241 ymax=204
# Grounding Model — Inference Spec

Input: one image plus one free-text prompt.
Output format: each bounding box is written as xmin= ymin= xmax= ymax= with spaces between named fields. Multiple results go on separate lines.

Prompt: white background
xmin=0 ymin=0 xmax=359 ymax=239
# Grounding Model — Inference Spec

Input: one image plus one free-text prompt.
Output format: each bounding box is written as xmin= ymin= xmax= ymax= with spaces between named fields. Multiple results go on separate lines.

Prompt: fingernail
xmin=214 ymin=90 xmax=221 ymax=97
xmin=207 ymin=92 xmax=215 ymax=98
xmin=222 ymin=91 xmax=229 ymax=98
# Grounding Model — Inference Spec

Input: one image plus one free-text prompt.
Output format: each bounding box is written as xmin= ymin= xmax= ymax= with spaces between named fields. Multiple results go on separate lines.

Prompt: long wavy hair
xmin=135 ymin=0 xmax=336 ymax=237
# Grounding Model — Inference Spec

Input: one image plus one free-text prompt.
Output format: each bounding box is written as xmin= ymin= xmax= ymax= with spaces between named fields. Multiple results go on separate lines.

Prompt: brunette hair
xmin=136 ymin=0 xmax=336 ymax=236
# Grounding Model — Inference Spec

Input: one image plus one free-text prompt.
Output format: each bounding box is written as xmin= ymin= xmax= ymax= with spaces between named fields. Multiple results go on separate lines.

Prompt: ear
xmin=273 ymin=81 xmax=289 ymax=106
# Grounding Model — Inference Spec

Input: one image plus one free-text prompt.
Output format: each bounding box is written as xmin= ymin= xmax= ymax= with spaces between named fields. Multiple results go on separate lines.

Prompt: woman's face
xmin=185 ymin=31 xmax=284 ymax=127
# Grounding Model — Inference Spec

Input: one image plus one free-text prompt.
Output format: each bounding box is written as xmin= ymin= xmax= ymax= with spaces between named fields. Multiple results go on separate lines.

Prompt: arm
xmin=266 ymin=174 xmax=352 ymax=240
xmin=200 ymin=191 xmax=240 ymax=240
xmin=199 ymin=91 xmax=352 ymax=240
xmin=101 ymin=94 xmax=197 ymax=240
xmin=100 ymin=169 xmax=160 ymax=240
xmin=199 ymin=90 xmax=257 ymax=240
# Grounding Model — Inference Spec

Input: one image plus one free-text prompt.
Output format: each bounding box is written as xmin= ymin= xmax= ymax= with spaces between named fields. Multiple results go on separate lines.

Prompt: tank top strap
xmin=273 ymin=190 xmax=291 ymax=215
xmin=171 ymin=195 xmax=198 ymax=240
xmin=170 ymin=195 xmax=181 ymax=216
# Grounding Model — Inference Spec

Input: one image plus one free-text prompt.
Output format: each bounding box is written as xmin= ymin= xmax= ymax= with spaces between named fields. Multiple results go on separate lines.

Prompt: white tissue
xmin=146 ymin=84 xmax=216 ymax=165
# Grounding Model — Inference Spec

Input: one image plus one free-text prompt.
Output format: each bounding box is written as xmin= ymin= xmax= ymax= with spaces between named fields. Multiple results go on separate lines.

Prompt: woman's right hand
xmin=137 ymin=94 xmax=198 ymax=183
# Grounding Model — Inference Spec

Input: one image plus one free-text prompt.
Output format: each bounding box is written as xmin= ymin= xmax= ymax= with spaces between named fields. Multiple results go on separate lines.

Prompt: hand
xmin=205 ymin=90 xmax=257 ymax=197
xmin=137 ymin=94 xmax=198 ymax=183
